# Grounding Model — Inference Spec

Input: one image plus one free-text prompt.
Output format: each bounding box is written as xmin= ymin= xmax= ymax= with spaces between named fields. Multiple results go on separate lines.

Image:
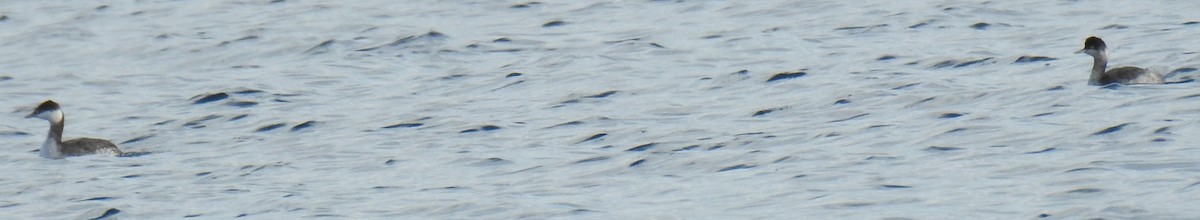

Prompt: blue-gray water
xmin=2 ymin=1 xmax=1199 ymax=219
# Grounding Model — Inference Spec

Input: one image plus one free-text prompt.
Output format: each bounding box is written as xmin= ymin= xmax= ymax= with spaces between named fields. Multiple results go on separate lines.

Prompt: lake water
xmin=2 ymin=1 xmax=1200 ymax=219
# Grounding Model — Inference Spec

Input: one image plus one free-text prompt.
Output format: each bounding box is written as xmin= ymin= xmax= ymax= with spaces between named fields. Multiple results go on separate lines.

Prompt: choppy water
xmin=2 ymin=1 xmax=1200 ymax=219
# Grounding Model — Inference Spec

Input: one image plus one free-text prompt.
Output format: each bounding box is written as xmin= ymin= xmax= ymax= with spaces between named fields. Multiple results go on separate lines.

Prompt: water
xmin=2 ymin=1 xmax=1200 ymax=219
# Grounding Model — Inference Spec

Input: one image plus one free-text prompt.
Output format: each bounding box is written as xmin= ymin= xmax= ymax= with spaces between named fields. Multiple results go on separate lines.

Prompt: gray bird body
xmin=1078 ymin=37 xmax=1164 ymax=86
xmin=26 ymin=100 xmax=122 ymax=159
xmin=61 ymin=138 xmax=121 ymax=157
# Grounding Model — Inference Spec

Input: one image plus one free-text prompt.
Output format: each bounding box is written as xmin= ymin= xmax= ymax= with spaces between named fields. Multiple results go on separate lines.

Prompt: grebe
xmin=1077 ymin=36 xmax=1164 ymax=86
xmin=25 ymin=100 xmax=122 ymax=159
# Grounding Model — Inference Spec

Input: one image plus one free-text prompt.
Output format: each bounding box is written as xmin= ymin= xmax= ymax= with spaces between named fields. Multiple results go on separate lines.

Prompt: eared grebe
xmin=1077 ymin=36 xmax=1164 ymax=86
xmin=25 ymin=100 xmax=122 ymax=159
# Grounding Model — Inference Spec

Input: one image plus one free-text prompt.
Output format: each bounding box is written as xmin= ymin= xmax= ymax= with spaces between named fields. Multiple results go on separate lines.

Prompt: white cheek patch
xmin=36 ymin=109 xmax=65 ymax=122
xmin=51 ymin=110 xmax=64 ymax=123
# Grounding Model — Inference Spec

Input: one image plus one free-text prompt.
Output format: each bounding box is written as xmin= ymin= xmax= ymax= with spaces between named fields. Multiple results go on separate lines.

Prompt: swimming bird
xmin=25 ymin=100 xmax=122 ymax=159
xmin=1077 ymin=36 xmax=1164 ymax=86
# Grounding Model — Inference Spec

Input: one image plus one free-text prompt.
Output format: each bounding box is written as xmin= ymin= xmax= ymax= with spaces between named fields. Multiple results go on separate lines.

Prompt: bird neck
xmin=1089 ymin=52 xmax=1108 ymax=86
xmin=40 ymin=119 xmax=65 ymax=159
